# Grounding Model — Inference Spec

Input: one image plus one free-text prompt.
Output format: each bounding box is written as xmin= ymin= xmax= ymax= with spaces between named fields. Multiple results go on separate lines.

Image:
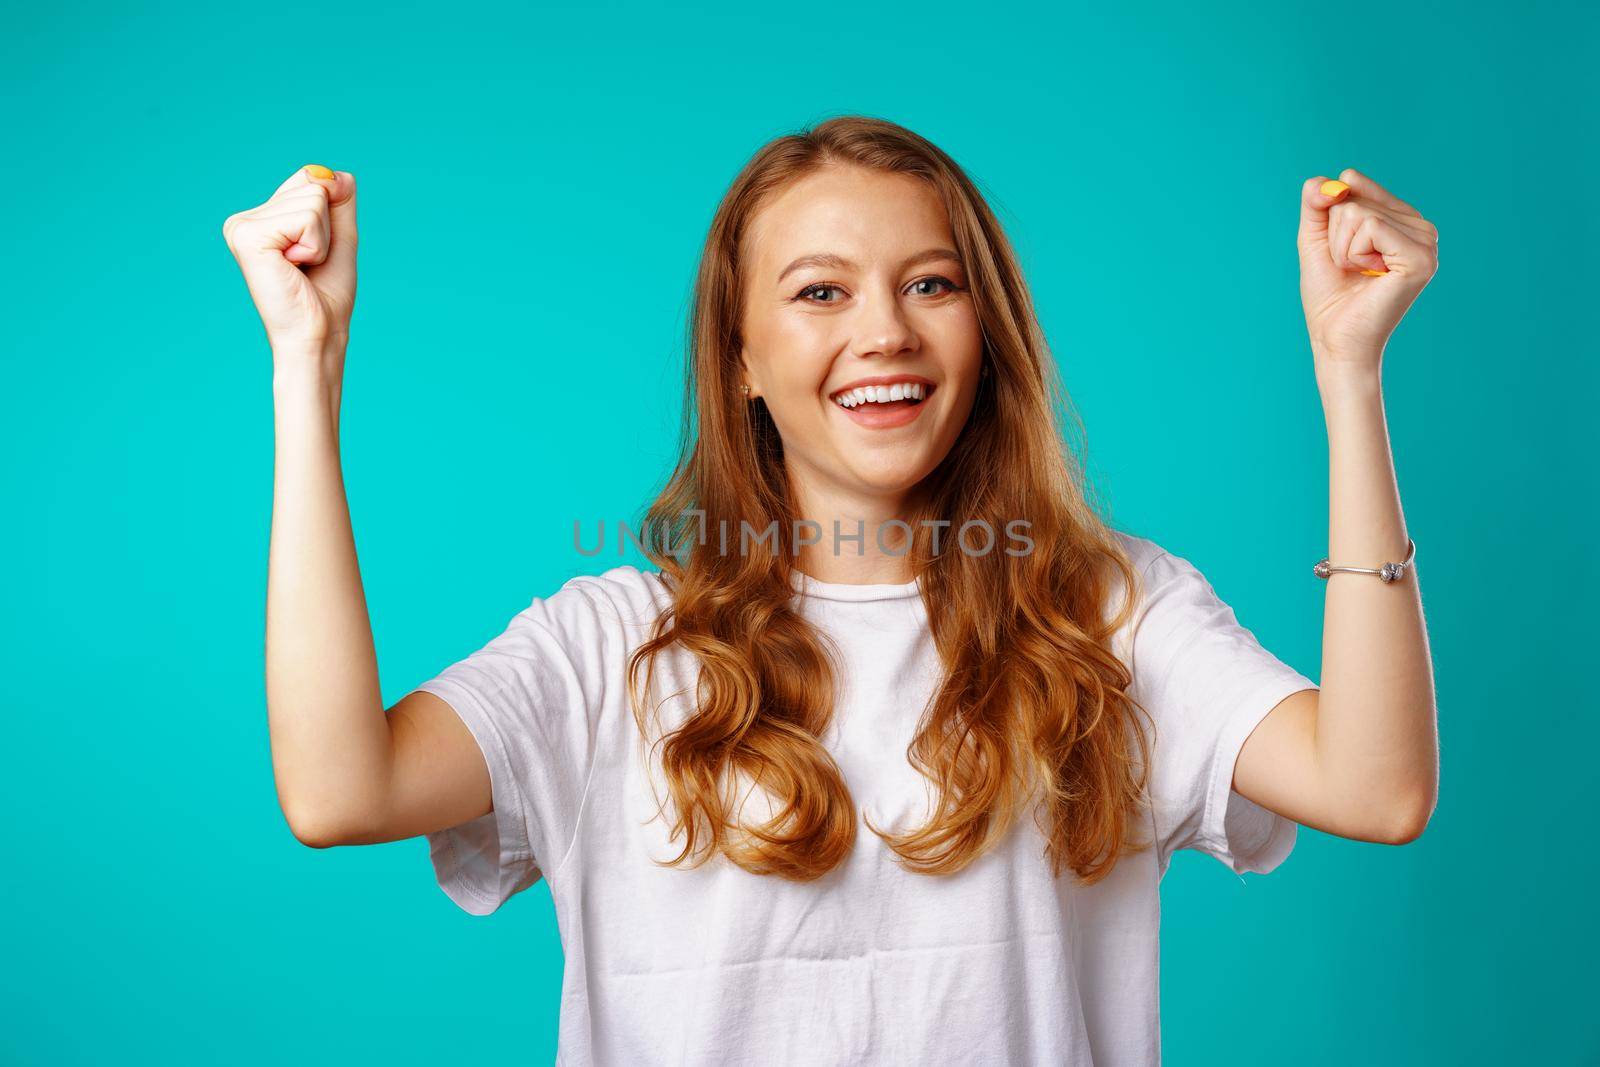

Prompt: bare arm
xmin=225 ymin=166 xmax=492 ymax=847
xmin=263 ymin=359 xmax=390 ymax=845
xmin=339 ymin=689 xmax=494 ymax=845
xmin=1234 ymin=370 xmax=1437 ymax=845
xmin=1234 ymin=170 xmax=1441 ymax=845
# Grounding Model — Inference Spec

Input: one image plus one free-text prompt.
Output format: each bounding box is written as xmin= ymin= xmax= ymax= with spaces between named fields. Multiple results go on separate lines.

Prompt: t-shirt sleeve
xmin=407 ymin=578 xmax=608 ymax=915
xmin=1125 ymin=548 xmax=1320 ymax=878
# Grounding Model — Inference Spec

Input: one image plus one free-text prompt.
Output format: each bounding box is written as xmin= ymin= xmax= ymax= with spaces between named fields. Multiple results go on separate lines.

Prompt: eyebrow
xmin=776 ymin=247 xmax=964 ymax=285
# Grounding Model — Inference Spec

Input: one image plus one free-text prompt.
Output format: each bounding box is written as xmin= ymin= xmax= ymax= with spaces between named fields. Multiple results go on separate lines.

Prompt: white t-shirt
xmin=409 ymin=530 xmax=1318 ymax=1065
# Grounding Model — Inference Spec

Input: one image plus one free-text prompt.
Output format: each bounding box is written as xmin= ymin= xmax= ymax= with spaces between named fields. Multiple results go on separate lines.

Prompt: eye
xmin=796 ymin=283 xmax=846 ymax=304
xmin=793 ymin=275 xmax=966 ymax=304
xmin=909 ymin=276 xmax=962 ymax=297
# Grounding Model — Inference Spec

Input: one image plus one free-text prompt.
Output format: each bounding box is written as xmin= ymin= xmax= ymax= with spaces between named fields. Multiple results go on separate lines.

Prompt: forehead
xmin=744 ymin=166 xmax=953 ymax=271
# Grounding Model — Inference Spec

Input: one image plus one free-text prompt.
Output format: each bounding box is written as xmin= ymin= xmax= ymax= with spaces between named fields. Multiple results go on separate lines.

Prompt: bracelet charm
xmin=1314 ymin=538 xmax=1416 ymax=583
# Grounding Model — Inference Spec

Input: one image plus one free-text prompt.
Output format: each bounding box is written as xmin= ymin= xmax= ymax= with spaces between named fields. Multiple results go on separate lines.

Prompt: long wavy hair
xmin=625 ymin=114 xmax=1155 ymax=885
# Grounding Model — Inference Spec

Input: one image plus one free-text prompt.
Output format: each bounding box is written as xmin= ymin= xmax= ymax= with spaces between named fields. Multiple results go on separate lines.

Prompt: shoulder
xmin=1102 ymin=528 xmax=1185 ymax=619
xmin=1104 ymin=532 xmax=1276 ymax=686
xmin=1108 ymin=528 xmax=1231 ymax=601
xmin=1102 ymin=529 xmax=1225 ymax=660
xmin=1107 ymin=528 xmax=1172 ymax=580
xmin=488 ymin=565 xmax=674 ymax=672
xmin=544 ymin=563 xmax=675 ymax=632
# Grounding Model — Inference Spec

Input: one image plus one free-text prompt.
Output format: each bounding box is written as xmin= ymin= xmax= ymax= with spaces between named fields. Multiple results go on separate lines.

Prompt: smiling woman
xmin=734 ymin=165 xmax=985 ymax=529
xmin=227 ymin=114 xmax=1432 ymax=1066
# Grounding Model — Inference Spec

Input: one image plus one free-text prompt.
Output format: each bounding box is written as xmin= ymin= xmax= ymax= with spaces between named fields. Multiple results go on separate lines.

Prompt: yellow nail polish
xmin=303 ymin=164 xmax=335 ymax=180
xmin=1360 ymin=269 xmax=1388 ymax=276
xmin=1320 ymin=179 xmax=1349 ymax=198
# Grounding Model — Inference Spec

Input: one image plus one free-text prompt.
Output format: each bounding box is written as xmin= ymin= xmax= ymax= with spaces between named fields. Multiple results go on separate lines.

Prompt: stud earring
xmin=741 ymin=384 xmax=750 ymax=396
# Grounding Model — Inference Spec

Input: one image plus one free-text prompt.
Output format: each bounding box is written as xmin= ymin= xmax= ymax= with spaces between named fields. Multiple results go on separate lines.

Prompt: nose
xmin=849 ymin=281 xmax=919 ymax=360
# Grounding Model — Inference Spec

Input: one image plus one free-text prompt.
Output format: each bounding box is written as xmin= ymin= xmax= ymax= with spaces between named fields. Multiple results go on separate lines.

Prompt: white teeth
xmin=832 ymin=382 xmax=928 ymax=408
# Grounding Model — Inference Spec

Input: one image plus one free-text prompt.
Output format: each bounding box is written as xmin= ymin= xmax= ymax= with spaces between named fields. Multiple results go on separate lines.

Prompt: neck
xmin=788 ymin=472 xmax=921 ymax=585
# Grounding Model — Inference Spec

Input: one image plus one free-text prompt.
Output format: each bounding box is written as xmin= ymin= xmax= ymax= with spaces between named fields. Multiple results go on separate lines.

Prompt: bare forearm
xmin=265 ymin=352 xmax=388 ymax=844
xmin=1313 ymin=358 xmax=1439 ymax=839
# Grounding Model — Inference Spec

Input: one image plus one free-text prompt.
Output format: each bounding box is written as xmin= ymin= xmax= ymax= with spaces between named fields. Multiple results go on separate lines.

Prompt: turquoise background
xmin=4 ymin=1 xmax=1593 ymax=1063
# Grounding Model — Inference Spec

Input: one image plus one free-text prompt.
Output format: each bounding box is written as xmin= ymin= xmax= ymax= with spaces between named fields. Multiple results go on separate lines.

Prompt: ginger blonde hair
xmin=626 ymin=114 xmax=1154 ymax=884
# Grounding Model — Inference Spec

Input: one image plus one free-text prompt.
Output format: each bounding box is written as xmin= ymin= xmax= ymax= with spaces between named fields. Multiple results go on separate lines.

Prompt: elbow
xmin=1380 ymin=790 xmax=1437 ymax=845
xmin=282 ymin=803 xmax=352 ymax=850
xmin=290 ymin=824 xmax=341 ymax=850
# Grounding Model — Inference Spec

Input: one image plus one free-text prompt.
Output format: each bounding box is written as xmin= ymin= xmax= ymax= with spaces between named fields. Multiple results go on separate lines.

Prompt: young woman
xmin=224 ymin=116 xmax=1440 ymax=1064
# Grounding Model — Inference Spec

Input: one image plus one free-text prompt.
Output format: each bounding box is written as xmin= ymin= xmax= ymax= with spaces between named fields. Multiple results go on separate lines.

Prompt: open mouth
xmin=828 ymin=380 xmax=935 ymax=429
xmin=829 ymin=381 xmax=934 ymax=411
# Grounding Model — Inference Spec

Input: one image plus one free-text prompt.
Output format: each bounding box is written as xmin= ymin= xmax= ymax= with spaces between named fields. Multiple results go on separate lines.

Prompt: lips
xmin=823 ymin=374 xmax=937 ymax=431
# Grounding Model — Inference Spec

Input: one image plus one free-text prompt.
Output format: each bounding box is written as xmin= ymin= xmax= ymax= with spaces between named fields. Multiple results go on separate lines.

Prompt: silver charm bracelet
xmin=1314 ymin=538 xmax=1416 ymax=583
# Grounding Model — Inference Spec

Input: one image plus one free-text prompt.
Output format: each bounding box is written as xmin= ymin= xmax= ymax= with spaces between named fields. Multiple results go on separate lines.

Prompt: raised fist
xmin=222 ymin=164 xmax=358 ymax=358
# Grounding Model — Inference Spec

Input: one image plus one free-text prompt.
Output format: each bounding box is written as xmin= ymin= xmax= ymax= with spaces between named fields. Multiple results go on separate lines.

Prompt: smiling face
xmin=738 ymin=164 xmax=984 ymax=518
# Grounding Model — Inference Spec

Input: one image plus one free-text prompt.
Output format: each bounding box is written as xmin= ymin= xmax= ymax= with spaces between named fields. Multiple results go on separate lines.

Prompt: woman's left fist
xmin=1297 ymin=167 xmax=1439 ymax=371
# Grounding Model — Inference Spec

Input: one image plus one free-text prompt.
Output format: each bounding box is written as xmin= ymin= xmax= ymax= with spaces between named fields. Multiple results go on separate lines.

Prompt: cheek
xmin=766 ymin=306 xmax=827 ymax=345
xmin=757 ymin=363 xmax=830 ymax=432
xmin=936 ymin=309 xmax=985 ymax=378
xmin=766 ymin=325 xmax=836 ymax=397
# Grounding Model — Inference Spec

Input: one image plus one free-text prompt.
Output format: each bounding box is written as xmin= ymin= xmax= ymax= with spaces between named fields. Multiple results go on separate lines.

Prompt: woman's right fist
xmin=222 ymin=165 xmax=358 ymax=357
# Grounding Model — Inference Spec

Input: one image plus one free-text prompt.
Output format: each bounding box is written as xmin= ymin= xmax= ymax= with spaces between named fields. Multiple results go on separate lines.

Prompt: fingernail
xmin=1360 ymin=268 xmax=1388 ymax=276
xmin=1320 ymin=179 xmax=1350 ymax=198
xmin=303 ymin=164 xmax=335 ymax=180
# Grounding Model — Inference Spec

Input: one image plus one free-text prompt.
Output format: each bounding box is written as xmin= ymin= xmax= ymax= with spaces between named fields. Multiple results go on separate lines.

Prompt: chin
xmin=842 ymin=461 xmax=934 ymax=497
